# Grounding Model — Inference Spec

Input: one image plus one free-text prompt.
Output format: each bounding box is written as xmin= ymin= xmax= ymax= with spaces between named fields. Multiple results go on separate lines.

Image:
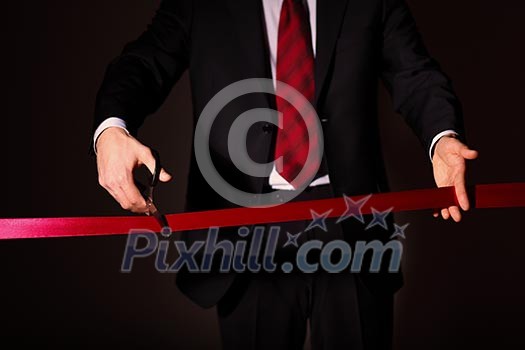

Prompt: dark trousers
xmin=216 ymin=185 xmax=395 ymax=350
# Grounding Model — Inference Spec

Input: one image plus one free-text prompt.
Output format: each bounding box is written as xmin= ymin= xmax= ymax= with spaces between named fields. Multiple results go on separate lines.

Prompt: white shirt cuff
xmin=93 ymin=117 xmax=129 ymax=154
xmin=429 ymin=130 xmax=458 ymax=161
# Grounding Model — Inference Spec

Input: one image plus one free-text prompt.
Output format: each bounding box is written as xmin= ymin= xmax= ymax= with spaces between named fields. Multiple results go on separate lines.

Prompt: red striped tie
xmin=274 ymin=0 xmax=318 ymax=189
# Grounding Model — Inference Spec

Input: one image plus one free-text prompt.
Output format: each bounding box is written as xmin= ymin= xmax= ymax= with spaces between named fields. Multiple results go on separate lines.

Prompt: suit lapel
xmin=315 ymin=0 xmax=349 ymax=105
xmin=224 ymin=0 xmax=274 ymax=193
xmin=225 ymin=0 xmax=272 ymax=81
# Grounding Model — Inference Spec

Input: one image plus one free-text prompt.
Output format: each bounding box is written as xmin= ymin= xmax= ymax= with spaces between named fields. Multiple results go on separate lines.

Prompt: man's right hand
xmin=95 ymin=127 xmax=172 ymax=213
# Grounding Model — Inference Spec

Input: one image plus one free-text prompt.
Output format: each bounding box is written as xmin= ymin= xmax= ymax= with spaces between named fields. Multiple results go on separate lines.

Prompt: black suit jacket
xmin=94 ymin=0 xmax=465 ymax=308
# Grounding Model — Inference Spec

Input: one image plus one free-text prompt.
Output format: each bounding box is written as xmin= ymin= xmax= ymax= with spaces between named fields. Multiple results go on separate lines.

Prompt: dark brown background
xmin=1 ymin=0 xmax=524 ymax=348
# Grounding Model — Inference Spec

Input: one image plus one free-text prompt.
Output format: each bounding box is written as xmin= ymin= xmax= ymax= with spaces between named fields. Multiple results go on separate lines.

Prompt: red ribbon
xmin=1 ymin=183 xmax=523 ymax=240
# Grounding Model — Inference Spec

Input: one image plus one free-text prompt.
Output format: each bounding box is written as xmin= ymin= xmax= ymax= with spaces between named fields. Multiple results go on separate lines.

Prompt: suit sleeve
xmin=92 ymin=0 xmax=192 ymax=141
xmin=380 ymin=0 xmax=465 ymax=152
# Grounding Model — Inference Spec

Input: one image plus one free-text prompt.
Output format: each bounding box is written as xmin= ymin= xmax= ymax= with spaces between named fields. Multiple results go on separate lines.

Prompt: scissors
xmin=135 ymin=149 xmax=169 ymax=230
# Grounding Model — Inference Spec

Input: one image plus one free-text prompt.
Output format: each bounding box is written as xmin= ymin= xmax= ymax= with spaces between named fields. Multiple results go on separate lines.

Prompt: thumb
xmin=159 ymin=168 xmax=172 ymax=182
xmin=139 ymin=148 xmax=172 ymax=182
xmin=139 ymin=148 xmax=156 ymax=174
xmin=460 ymin=147 xmax=479 ymax=160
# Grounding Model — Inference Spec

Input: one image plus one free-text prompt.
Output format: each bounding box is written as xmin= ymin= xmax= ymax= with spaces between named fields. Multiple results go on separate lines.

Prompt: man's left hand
xmin=432 ymin=135 xmax=478 ymax=222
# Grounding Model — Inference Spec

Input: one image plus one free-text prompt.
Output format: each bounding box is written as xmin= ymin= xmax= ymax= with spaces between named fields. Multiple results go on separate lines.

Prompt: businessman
xmin=93 ymin=0 xmax=478 ymax=349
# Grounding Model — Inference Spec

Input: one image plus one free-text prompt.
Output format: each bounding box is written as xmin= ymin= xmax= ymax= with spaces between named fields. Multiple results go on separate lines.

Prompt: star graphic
xmin=283 ymin=231 xmax=302 ymax=248
xmin=390 ymin=223 xmax=409 ymax=239
xmin=336 ymin=194 xmax=372 ymax=224
xmin=305 ymin=209 xmax=333 ymax=232
xmin=365 ymin=207 xmax=393 ymax=231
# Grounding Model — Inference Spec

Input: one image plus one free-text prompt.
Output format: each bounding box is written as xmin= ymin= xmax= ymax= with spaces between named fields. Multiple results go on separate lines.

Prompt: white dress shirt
xmin=94 ymin=0 xmax=455 ymax=190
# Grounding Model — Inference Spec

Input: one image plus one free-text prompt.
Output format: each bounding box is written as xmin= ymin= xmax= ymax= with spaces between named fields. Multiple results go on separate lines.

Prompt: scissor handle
xmin=150 ymin=149 xmax=162 ymax=187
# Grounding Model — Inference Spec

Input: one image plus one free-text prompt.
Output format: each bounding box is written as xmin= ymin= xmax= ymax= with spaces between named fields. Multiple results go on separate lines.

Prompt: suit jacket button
xmin=262 ymin=123 xmax=272 ymax=133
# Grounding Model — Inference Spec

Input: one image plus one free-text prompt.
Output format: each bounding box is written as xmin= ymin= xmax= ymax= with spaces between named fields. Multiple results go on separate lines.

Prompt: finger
xmin=139 ymin=149 xmax=172 ymax=182
xmin=100 ymin=177 xmax=132 ymax=210
xmin=441 ymin=208 xmax=450 ymax=220
xmin=460 ymin=147 xmax=479 ymax=160
xmin=454 ymin=175 xmax=470 ymax=211
xmin=433 ymin=211 xmax=439 ymax=218
xmin=449 ymin=206 xmax=462 ymax=222
xmin=109 ymin=185 xmax=133 ymax=211
xmin=119 ymin=174 xmax=149 ymax=213
xmin=105 ymin=187 xmax=127 ymax=209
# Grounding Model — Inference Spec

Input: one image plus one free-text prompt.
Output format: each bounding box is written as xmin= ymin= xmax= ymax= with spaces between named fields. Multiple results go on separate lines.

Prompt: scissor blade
xmin=154 ymin=212 xmax=170 ymax=230
xmin=149 ymin=204 xmax=169 ymax=229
